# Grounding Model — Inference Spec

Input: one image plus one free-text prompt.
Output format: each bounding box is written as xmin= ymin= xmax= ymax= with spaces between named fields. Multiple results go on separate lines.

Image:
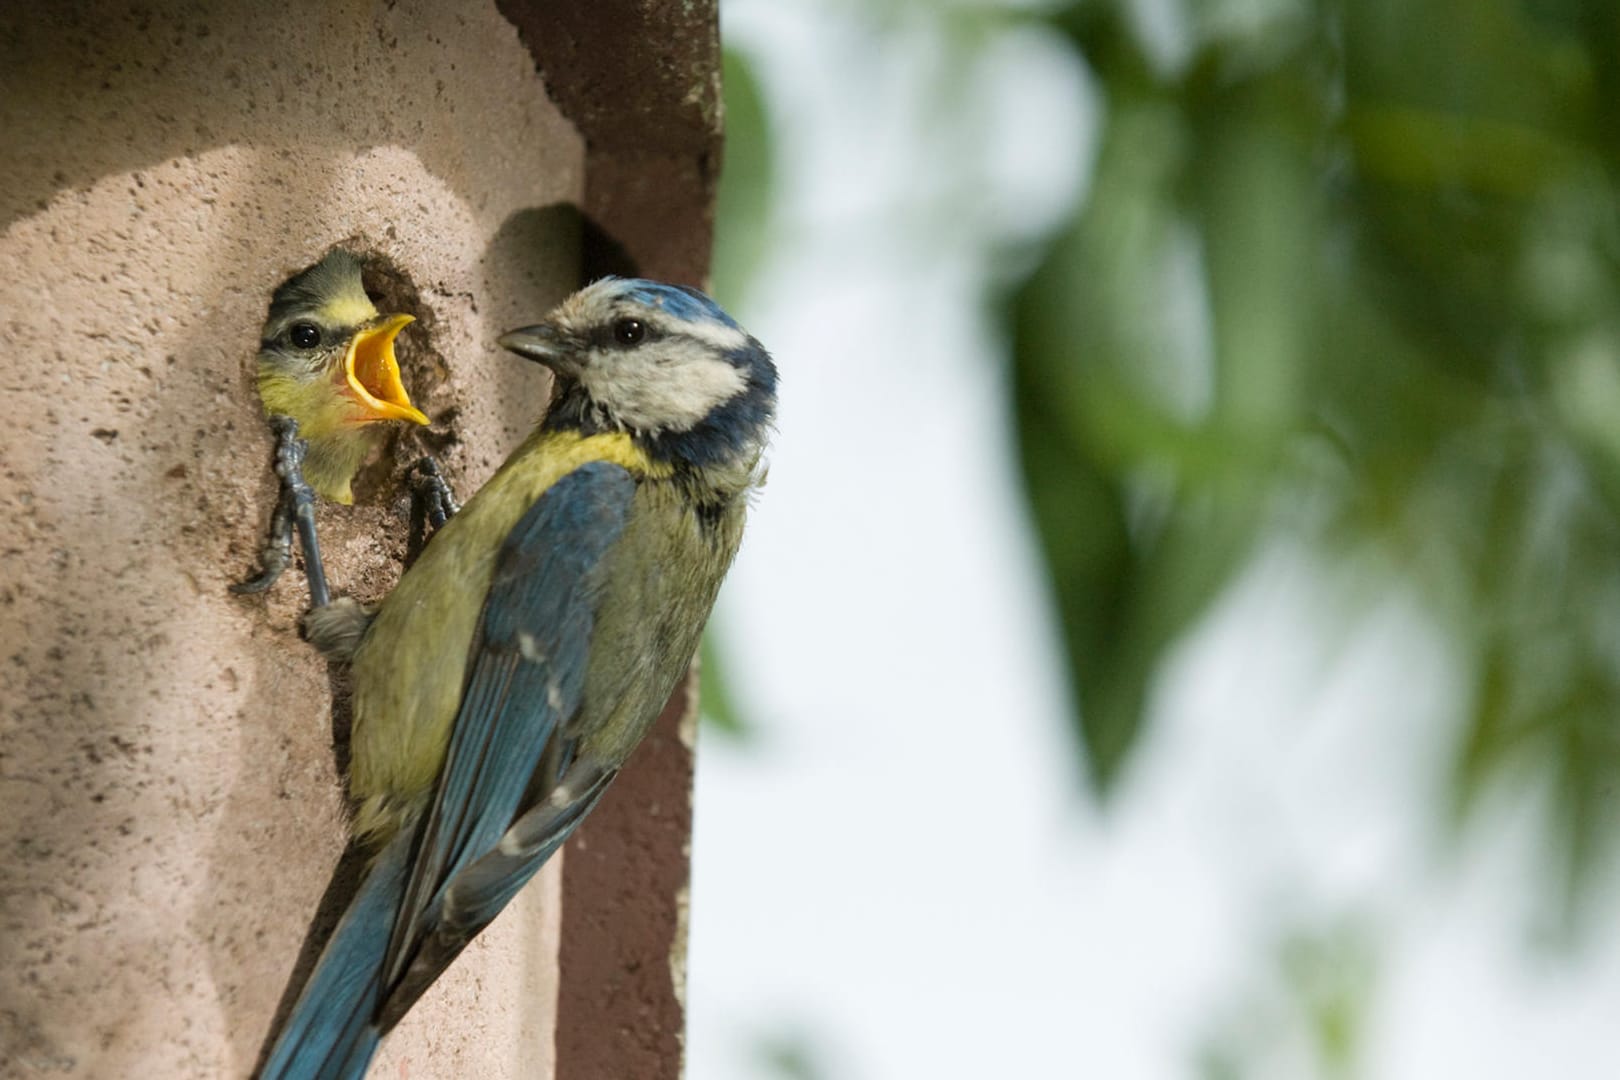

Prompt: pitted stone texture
xmin=0 ymin=3 xmax=585 ymax=1077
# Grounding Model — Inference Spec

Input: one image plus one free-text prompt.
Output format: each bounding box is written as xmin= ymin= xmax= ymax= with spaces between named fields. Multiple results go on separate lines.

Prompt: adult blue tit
xmin=258 ymin=278 xmax=777 ymax=1080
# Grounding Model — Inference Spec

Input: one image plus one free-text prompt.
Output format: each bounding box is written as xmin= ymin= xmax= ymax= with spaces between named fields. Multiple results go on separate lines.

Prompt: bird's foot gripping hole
xmin=408 ymin=456 xmax=461 ymax=532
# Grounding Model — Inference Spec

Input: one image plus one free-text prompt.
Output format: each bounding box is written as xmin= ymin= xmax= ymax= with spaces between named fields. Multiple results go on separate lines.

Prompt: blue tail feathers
xmin=258 ymin=832 xmax=411 ymax=1080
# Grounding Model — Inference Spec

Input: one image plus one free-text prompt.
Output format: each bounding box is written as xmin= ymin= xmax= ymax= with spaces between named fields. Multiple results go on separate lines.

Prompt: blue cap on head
xmin=603 ymin=278 xmax=743 ymax=331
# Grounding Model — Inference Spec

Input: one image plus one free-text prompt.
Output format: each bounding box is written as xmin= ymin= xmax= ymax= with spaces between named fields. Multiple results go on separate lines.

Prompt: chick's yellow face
xmin=257 ymin=251 xmax=429 ymax=435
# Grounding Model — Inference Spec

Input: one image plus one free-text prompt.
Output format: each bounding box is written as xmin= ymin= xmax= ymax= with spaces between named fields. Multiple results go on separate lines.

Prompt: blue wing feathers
xmin=381 ymin=462 xmax=636 ymax=1009
xmin=428 ymin=460 xmax=633 ymax=877
xmin=441 ymin=768 xmax=616 ymax=932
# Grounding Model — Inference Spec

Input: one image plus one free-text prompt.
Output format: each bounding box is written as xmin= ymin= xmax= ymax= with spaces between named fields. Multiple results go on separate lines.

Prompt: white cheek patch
xmin=584 ymin=337 xmax=749 ymax=433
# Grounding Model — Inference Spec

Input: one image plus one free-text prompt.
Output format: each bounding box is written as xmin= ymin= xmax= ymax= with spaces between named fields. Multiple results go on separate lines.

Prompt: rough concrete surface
xmin=0 ymin=2 xmax=595 ymax=1076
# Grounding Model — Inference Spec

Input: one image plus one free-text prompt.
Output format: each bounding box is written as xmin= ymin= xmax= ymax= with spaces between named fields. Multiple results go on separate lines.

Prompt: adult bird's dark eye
xmin=613 ymin=318 xmax=645 ymax=345
xmin=290 ymin=323 xmax=321 ymax=349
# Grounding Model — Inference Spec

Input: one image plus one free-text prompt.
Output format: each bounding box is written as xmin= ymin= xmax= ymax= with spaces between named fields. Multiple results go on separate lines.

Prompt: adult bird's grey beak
xmin=499 ymin=325 xmax=579 ymax=377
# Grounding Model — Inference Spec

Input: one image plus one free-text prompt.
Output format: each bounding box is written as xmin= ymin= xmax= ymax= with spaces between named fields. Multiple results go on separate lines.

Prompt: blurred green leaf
xmin=1280 ymin=921 xmax=1378 ymax=1078
xmin=1006 ymin=2 xmax=1620 ymax=903
xmin=1010 ymin=4 xmax=1305 ymax=792
xmin=712 ymin=47 xmax=775 ymax=310
xmin=755 ymin=1029 xmax=830 ymax=1080
xmin=1197 ymin=916 xmax=1380 ymax=1080
xmin=700 ymin=625 xmax=751 ymax=741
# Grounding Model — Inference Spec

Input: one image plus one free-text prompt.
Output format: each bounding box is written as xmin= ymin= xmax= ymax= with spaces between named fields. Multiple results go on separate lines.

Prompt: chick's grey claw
xmin=408 ymin=456 xmax=460 ymax=530
xmin=229 ymin=494 xmax=294 ymax=594
xmin=229 ymin=567 xmax=282 ymax=595
xmin=231 ymin=458 xmax=297 ymax=594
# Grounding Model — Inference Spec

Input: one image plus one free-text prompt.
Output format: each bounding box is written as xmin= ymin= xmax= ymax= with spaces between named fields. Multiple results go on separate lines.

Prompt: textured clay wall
xmin=0 ymin=2 xmax=591 ymax=1076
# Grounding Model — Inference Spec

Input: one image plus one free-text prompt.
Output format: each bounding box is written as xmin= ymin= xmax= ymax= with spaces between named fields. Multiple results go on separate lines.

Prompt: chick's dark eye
xmin=289 ymin=322 xmax=321 ymax=349
xmin=613 ymin=318 xmax=645 ymax=345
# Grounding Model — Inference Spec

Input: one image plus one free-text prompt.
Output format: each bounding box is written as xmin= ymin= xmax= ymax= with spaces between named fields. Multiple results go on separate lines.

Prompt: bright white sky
xmin=686 ymin=4 xmax=1620 ymax=1078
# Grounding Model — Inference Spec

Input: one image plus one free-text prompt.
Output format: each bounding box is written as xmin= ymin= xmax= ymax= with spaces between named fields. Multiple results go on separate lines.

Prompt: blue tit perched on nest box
xmin=259 ymin=278 xmax=777 ymax=1080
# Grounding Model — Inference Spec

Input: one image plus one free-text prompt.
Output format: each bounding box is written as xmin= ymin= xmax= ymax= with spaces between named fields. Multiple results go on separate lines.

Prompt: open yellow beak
xmin=344 ymin=313 xmax=429 ymax=426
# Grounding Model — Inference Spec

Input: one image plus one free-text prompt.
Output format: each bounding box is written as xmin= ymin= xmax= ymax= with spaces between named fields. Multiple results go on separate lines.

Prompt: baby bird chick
xmin=256 ymin=250 xmax=428 ymax=504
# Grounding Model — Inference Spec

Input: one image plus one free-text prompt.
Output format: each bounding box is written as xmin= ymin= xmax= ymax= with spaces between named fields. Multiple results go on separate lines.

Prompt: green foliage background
xmin=1012 ymin=0 xmax=1620 ymax=913
xmin=717 ymin=0 xmax=1620 ymax=892
xmin=709 ymin=1 xmax=1620 ymax=1068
